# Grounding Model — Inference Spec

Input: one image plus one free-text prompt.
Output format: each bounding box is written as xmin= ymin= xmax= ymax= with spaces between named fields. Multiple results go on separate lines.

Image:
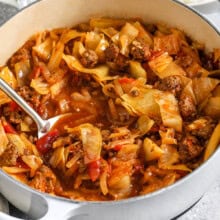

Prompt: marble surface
xmin=0 ymin=1 xmax=220 ymax=219
xmin=178 ymin=175 xmax=220 ymax=220
xmin=0 ymin=2 xmax=17 ymax=25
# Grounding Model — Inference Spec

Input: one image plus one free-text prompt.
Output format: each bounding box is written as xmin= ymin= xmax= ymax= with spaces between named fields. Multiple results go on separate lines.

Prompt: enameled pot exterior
xmin=0 ymin=0 xmax=219 ymax=219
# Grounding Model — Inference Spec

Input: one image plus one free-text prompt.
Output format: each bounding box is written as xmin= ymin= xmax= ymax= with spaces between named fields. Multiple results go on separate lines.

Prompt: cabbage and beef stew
xmin=0 ymin=18 xmax=220 ymax=201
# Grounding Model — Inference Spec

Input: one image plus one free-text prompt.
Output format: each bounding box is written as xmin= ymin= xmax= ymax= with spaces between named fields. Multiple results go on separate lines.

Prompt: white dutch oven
xmin=0 ymin=0 xmax=220 ymax=219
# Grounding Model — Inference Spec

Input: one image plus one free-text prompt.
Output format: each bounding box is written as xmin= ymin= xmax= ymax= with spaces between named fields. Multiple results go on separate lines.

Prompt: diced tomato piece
xmin=118 ymin=77 xmax=135 ymax=84
xmin=113 ymin=144 xmax=122 ymax=151
xmin=9 ymin=101 xmax=20 ymax=111
xmin=2 ymin=121 xmax=17 ymax=134
xmin=16 ymin=157 xmax=29 ymax=169
xmin=36 ymin=129 xmax=59 ymax=154
xmin=29 ymin=66 xmax=41 ymax=79
xmin=88 ymin=159 xmax=101 ymax=182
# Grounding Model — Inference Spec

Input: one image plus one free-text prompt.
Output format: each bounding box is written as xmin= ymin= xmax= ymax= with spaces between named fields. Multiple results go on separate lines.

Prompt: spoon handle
xmin=0 ymin=78 xmax=46 ymax=131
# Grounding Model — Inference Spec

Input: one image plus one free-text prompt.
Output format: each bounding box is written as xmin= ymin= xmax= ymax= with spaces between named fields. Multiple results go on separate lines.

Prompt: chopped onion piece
xmin=133 ymin=21 xmax=153 ymax=46
xmin=7 ymin=134 xmax=26 ymax=155
xmin=68 ymin=123 xmax=102 ymax=164
xmin=20 ymin=133 xmax=39 ymax=156
xmin=203 ymin=97 xmax=220 ymax=119
xmin=193 ymin=77 xmax=219 ymax=104
xmin=159 ymin=144 xmax=191 ymax=172
xmin=137 ymin=115 xmax=154 ymax=135
xmin=121 ymin=88 xmax=160 ymax=118
xmin=80 ymin=124 xmax=102 ymax=164
xmin=85 ymin=31 xmax=101 ymax=50
xmin=50 ymin=76 xmax=68 ymax=98
xmin=204 ymin=122 xmax=220 ymax=161
xmin=22 ymin=155 xmax=43 ymax=177
xmin=50 ymin=147 xmax=65 ymax=169
xmin=14 ymin=60 xmax=31 ymax=86
xmin=148 ymin=52 xmax=173 ymax=75
xmin=0 ymin=66 xmax=17 ymax=88
xmin=30 ymin=77 xmax=49 ymax=95
xmin=63 ymin=54 xmax=114 ymax=82
xmin=143 ymin=138 xmax=164 ymax=161
xmin=73 ymin=41 xmax=86 ymax=58
xmin=159 ymin=128 xmax=177 ymax=145
xmin=154 ymin=91 xmax=182 ymax=132
xmin=119 ymin=23 xmax=139 ymax=56
xmin=33 ymin=38 xmax=53 ymax=61
xmin=90 ymin=18 xmax=127 ymax=29
xmin=129 ymin=60 xmax=147 ymax=79
xmin=2 ymin=166 xmax=29 ymax=174
xmin=0 ymin=120 xmax=9 ymax=156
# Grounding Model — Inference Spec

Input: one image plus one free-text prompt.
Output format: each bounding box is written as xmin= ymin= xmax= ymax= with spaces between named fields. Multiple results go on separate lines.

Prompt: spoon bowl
xmin=0 ymin=77 xmax=71 ymax=138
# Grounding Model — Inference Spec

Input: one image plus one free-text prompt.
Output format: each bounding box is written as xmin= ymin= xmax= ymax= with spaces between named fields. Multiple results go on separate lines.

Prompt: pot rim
xmin=1 ymin=0 xmax=220 ymax=36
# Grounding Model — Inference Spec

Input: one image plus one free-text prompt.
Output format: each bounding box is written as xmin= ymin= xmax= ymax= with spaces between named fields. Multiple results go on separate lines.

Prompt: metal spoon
xmin=0 ymin=78 xmax=70 ymax=138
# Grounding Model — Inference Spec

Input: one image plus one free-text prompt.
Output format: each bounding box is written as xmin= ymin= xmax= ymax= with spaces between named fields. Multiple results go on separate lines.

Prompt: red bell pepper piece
xmin=29 ymin=66 xmax=41 ymax=79
xmin=9 ymin=101 xmax=20 ymax=111
xmin=88 ymin=159 xmax=101 ymax=182
xmin=113 ymin=144 xmax=122 ymax=151
xmin=36 ymin=129 xmax=59 ymax=154
xmin=16 ymin=157 xmax=29 ymax=169
xmin=118 ymin=77 xmax=135 ymax=84
xmin=2 ymin=120 xmax=17 ymax=134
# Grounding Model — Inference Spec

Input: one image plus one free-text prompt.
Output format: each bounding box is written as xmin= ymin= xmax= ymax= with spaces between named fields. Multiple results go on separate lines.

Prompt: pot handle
xmin=0 ymin=197 xmax=89 ymax=220
xmin=38 ymin=196 xmax=90 ymax=220
xmin=0 ymin=170 xmax=90 ymax=220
